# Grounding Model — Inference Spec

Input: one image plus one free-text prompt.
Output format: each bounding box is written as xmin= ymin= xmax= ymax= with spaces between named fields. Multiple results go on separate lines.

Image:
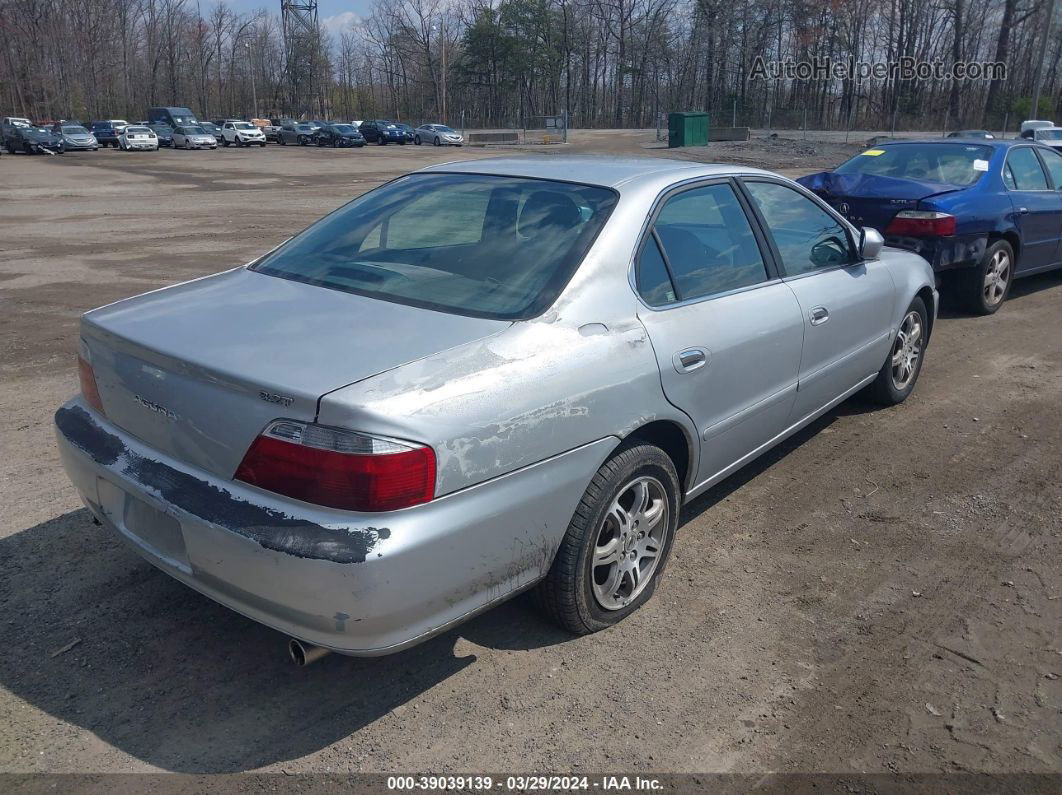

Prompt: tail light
xmin=886 ymin=210 xmax=956 ymax=237
xmin=235 ymin=419 xmax=436 ymax=512
xmin=77 ymin=338 xmax=105 ymax=416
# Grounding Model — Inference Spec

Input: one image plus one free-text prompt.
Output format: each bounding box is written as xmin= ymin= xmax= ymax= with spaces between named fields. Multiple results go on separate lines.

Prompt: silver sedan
xmin=55 ymin=157 xmax=936 ymax=661
xmin=414 ymin=123 xmax=464 ymax=146
xmin=172 ymin=125 xmax=218 ymax=150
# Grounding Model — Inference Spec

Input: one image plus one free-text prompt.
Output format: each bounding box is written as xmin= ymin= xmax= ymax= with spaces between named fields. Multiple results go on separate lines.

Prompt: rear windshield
xmin=1038 ymin=130 xmax=1062 ymax=140
xmin=252 ymin=173 xmax=618 ymax=320
xmin=126 ymin=126 xmax=150 ymax=133
xmin=835 ymin=143 xmax=994 ymax=186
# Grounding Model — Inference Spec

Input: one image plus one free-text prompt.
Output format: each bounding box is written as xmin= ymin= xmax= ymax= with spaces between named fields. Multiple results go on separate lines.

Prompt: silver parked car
xmin=55 ymin=157 xmax=936 ymax=661
xmin=172 ymin=124 xmax=218 ymax=150
xmin=414 ymin=123 xmax=464 ymax=146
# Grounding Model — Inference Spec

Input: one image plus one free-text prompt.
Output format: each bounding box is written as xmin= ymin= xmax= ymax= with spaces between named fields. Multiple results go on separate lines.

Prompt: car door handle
xmin=1017 ymin=207 xmax=1029 ymax=215
xmin=673 ymin=348 xmax=708 ymax=373
xmin=810 ymin=306 xmax=830 ymax=326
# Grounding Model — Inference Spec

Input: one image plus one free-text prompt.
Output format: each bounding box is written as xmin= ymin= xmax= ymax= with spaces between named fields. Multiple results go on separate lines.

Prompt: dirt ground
xmin=1 ymin=129 xmax=1060 ymax=776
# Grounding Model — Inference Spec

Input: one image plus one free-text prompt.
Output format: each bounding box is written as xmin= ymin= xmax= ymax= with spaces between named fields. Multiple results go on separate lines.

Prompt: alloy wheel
xmin=890 ymin=310 xmax=923 ymax=390
xmin=983 ymin=249 xmax=1010 ymax=307
xmin=591 ymin=476 xmax=670 ymax=611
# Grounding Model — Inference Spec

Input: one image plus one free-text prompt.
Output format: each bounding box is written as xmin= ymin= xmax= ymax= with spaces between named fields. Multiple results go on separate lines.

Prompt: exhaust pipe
xmin=288 ymin=638 xmax=330 ymax=667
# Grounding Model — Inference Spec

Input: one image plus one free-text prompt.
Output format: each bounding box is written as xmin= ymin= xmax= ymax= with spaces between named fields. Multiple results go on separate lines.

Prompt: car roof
xmin=877 ymin=138 xmax=1032 ymax=149
xmin=419 ymin=155 xmax=775 ymax=189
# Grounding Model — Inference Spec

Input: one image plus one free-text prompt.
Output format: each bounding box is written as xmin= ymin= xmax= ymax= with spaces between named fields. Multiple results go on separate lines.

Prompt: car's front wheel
xmin=961 ymin=239 xmax=1014 ymax=315
xmin=414 ymin=135 xmax=421 ymax=145
xmin=537 ymin=441 xmax=680 ymax=635
xmin=866 ymin=295 xmax=929 ymax=405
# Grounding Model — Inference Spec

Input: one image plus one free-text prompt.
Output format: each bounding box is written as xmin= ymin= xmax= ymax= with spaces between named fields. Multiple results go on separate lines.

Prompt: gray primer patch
xmin=55 ymin=405 xmax=390 ymax=564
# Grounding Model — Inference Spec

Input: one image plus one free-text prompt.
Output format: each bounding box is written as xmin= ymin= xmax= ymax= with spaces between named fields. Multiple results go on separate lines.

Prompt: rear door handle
xmin=1017 ymin=207 xmax=1029 ymax=215
xmin=673 ymin=348 xmax=708 ymax=373
xmin=810 ymin=306 xmax=830 ymax=326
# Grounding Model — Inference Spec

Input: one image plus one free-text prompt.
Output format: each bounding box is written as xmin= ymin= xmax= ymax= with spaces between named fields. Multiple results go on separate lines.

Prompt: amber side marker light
xmin=78 ymin=339 xmax=105 ymax=416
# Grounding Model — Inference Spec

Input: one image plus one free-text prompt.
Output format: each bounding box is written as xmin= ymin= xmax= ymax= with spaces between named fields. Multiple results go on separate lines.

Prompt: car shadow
xmin=0 ymin=508 xmax=483 ymax=772
xmin=936 ymin=267 xmax=1060 ymax=318
xmin=0 ymin=397 xmax=870 ymax=772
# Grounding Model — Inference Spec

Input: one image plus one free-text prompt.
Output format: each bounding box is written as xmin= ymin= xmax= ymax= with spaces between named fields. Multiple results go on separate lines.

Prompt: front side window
xmin=1006 ymin=147 xmax=1050 ymax=190
xmin=744 ymin=181 xmax=853 ymax=276
xmin=253 ymin=174 xmax=618 ymax=320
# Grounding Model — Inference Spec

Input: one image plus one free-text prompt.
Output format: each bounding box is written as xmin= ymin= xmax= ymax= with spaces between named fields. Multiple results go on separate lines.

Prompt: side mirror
xmin=860 ymin=227 xmax=884 ymax=260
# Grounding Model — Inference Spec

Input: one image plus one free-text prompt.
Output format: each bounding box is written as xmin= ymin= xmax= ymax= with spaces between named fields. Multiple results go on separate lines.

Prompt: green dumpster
xmin=667 ymin=111 xmax=709 ymax=148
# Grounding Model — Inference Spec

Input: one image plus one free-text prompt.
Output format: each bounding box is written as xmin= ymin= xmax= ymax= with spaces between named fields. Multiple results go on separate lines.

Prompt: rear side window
xmin=637 ymin=236 xmax=677 ymax=306
xmin=1006 ymin=148 xmax=1050 ymax=190
xmin=1038 ymin=148 xmax=1062 ymax=189
xmin=744 ymin=181 xmax=853 ymax=276
xmin=253 ymin=173 xmax=618 ymax=320
xmin=636 ymin=183 xmax=768 ymax=305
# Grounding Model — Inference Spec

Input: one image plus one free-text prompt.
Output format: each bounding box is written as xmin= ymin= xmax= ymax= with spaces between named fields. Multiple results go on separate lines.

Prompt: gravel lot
xmin=1 ymin=130 xmax=1060 ymax=775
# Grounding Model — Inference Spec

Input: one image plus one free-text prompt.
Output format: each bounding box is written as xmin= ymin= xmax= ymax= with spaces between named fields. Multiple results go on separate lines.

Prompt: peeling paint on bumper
xmin=55 ymin=398 xmax=614 ymax=655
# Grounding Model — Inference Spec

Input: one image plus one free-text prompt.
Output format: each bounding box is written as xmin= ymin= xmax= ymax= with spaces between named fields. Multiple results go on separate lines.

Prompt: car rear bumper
xmin=55 ymin=399 xmax=612 ymax=655
xmin=884 ymin=232 xmax=987 ymax=271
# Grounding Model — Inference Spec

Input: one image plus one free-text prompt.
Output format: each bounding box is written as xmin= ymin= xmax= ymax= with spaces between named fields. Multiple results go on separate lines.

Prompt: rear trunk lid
xmin=799 ymin=172 xmax=966 ymax=231
xmin=82 ymin=267 xmax=509 ymax=479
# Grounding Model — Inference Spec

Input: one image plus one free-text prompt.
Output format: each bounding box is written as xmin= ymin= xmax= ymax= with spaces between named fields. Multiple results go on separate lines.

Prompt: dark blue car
xmin=799 ymin=139 xmax=1062 ymax=314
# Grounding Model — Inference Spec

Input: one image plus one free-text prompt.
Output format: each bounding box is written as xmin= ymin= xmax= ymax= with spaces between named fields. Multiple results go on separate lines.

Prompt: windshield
xmin=333 ymin=125 xmax=354 ymax=133
xmin=253 ymin=173 xmax=618 ymax=320
xmin=62 ymin=126 xmax=88 ymax=134
xmin=186 ymin=126 xmax=206 ymax=135
xmin=835 ymin=143 xmax=994 ymax=186
xmin=433 ymin=126 xmax=456 ymax=133
xmin=234 ymin=122 xmax=254 ymax=130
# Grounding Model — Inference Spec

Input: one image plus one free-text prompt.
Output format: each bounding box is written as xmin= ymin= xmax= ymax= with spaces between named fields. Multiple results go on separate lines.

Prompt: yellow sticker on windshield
xmin=862 ymin=149 xmax=886 ymax=156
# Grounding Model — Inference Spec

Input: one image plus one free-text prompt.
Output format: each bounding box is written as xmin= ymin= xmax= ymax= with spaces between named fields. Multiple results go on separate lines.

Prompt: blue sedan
xmin=799 ymin=139 xmax=1062 ymax=314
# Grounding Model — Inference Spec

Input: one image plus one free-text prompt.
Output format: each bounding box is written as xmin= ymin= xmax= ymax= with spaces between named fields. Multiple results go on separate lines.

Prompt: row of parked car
xmin=0 ymin=114 xmax=464 ymax=154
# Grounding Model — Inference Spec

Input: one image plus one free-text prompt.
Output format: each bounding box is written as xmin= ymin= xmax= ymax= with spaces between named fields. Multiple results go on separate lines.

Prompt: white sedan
xmin=414 ymin=124 xmax=464 ymax=146
xmin=118 ymin=125 xmax=158 ymax=151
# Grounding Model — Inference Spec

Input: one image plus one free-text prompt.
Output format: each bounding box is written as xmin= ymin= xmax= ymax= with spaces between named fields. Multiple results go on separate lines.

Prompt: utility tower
xmin=281 ymin=0 xmax=320 ymax=114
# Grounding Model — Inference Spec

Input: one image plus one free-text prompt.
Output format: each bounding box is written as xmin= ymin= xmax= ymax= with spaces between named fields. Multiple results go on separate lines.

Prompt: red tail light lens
xmin=234 ymin=420 xmax=436 ymax=512
xmin=886 ymin=210 xmax=956 ymax=237
xmin=77 ymin=339 xmax=105 ymax=416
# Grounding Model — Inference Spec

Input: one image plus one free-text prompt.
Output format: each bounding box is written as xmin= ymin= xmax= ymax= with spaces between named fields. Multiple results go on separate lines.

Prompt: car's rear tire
xmin=433 ymin=136 xmax=441 ymax=146
xmin=961 ymin=239 xmax=1014 ymax=315
xmin=536 ymin=441 xmax=681 ymax=635
xmin=866 ymin=296 xmax=929 ymax=406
